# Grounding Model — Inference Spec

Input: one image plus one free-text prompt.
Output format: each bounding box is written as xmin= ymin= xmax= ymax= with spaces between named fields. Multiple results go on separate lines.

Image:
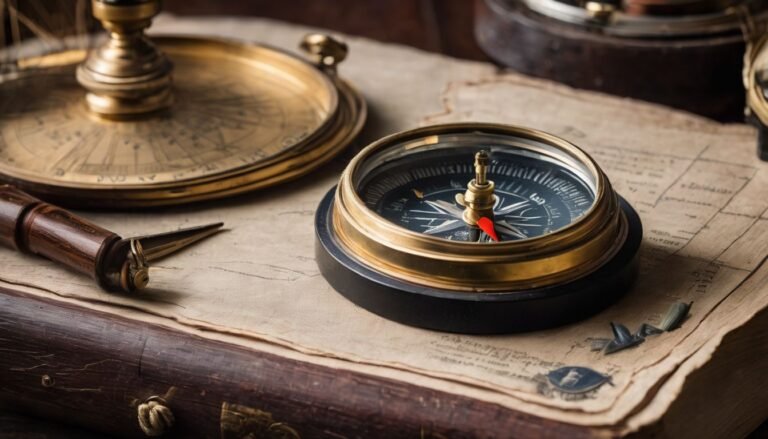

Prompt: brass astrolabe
xmin=315 ymin=123 xmax=642 ymax=333
xmin=0 ymin=0 xmax=365 ymax=207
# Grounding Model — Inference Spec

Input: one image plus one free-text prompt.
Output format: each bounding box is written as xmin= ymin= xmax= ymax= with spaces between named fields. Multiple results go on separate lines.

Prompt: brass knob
xmin=121 ymin=239 xmax=150 ymax=291
xmin=584 ymin=1 xmax=617 ymax=22
xmin=300 ymin=34 xmax=348 ymax=75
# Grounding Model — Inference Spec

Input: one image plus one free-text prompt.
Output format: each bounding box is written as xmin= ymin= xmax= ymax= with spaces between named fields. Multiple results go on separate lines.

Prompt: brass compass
xmin=315 ymin=123 xmax=642 ymax=333
xmin=0 ymin=0 xmax=365 ymax=207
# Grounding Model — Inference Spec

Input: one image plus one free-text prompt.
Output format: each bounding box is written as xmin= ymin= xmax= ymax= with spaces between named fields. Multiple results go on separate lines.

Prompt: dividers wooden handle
xmin=0 ymin=185 xmax=120 ymax=281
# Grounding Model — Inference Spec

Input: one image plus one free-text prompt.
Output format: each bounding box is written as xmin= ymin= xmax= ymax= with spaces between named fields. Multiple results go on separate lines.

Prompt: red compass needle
xmin=477 ymin=217 xmax=499 ymax=242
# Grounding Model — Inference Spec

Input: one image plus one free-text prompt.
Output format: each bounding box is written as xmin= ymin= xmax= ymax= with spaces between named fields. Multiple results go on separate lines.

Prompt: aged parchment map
xmin=1 ymin=16 xmax=767 ymax=432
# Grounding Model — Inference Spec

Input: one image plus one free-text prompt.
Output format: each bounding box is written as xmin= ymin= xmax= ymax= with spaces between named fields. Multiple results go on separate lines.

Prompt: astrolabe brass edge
xmin=7 ymin=37 xmax=340 ymax=186
xmin=8 ymin=35 xmax=341 ymax=183
xmin=2 ymin=75 xmax=365 ymax=208
xmin=329 ymin=123 xmax=629 ymax=292
xmin=0 ymin=36 xmax=366 ymax=208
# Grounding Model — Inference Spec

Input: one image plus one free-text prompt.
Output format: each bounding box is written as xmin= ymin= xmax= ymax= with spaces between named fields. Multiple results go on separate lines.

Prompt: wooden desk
xmin=1 ymin=14 xmax=767 ymax=439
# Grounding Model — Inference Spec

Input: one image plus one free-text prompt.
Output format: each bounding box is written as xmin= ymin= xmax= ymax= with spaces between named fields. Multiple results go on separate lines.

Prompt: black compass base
xmin=315 ymin=188 xmax=643 ymax=334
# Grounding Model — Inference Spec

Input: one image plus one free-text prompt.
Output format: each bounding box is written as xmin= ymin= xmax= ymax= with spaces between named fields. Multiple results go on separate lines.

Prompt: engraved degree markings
xmin=364 ymin=155 xmax=596 ymax=241
xmin=47 ymin=125 xmax=107 ymax=176
xmin=0 ymin=55 xmax=331 ymax=185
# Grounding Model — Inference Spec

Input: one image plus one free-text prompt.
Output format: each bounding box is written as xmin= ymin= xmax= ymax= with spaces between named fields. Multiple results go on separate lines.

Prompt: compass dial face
xmin=357 ymin=142 xmax=596 ymax=243
xmin=0 ymin=39 xmax=336 ymax=189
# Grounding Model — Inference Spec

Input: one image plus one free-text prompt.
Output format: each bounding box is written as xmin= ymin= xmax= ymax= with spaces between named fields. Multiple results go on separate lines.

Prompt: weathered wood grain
xmin=0 ymin=287 xmax=604 ymax=438
xmin=0 ymin=412 xmax=111 ymax=438
xmin=3 ymin=285 xmax=768 ymax=437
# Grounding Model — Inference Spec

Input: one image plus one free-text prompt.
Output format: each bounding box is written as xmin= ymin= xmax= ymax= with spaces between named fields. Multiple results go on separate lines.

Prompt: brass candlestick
xmin=76 ymin=0 xmax=173 ymax=118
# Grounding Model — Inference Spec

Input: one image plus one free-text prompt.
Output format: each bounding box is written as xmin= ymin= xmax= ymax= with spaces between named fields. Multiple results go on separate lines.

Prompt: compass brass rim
xmin=0 ymin=36 xmax=367 ymax=207
xmin=330 ymin=123 xmax=628 ymax=291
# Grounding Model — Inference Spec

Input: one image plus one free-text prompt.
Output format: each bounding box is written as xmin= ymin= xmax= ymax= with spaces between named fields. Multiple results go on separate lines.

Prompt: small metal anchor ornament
xmin=657 ymin=302 xmax=692 ymax=331
xmin=603 ymin=322 xmax=645 ymax=354
xmin=591 ymin=302 xmax=692 ymax=355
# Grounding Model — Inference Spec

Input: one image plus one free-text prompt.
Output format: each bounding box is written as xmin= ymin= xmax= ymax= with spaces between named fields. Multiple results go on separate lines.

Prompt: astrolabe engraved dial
xmin=0 ymin=37 xmax=364 ymax=206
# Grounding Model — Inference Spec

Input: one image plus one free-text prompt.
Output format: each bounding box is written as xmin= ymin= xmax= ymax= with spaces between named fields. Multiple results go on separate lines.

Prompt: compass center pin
xmin=456 ymin=150 xmax=497 ymax=226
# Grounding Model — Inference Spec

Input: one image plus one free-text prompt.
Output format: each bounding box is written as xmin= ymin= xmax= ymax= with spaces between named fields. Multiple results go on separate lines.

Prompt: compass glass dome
xmin=354 ymin=131 xmax=598 ymax=242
